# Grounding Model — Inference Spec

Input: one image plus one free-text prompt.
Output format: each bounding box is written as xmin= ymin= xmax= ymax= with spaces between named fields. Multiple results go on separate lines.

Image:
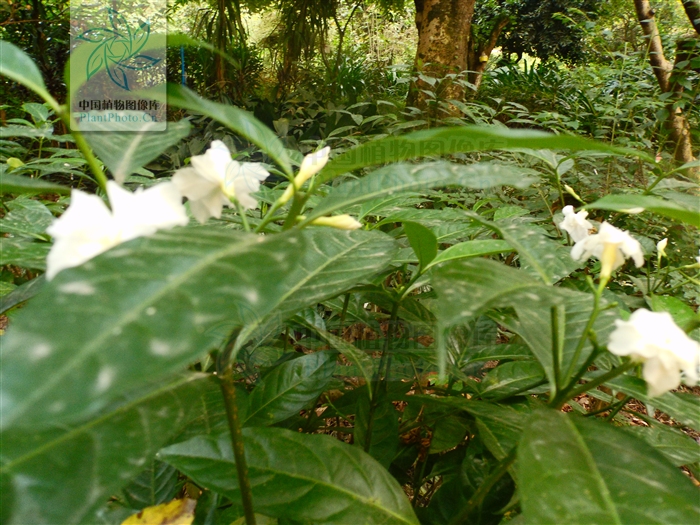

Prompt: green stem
xmin=553 ymin=360 xmax=636 ymax=410
xmin=235 ymin=200 xmax=251 ymax=232
xmin=604 ymin=395 xmax=632 ymax=422
xmin=282 ymin=193 xmax=307 ymax=230
xmin=338 ymin=293 xmax=350 ymax=334
xmin=447 ymin=447 xmax=517 ymax=525
xmin=364 ymin=300 xmax=400 ymax=452
xmin=551 ymin=305 xmax=562 ymax=397
xmin=562 ymin=280 xmax=603 ymax=384
xmin=55 ymin=106 xmax=107 ymax=191
xmin=219 ymin=369 xmax=257 ymax=525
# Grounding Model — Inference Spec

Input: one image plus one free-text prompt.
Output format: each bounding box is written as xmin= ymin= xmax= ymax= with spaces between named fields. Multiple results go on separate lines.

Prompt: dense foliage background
xmin=1 ymin=1 xmax=699 ymax=524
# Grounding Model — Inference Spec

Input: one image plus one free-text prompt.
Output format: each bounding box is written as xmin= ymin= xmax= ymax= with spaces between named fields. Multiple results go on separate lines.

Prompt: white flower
xmin=311 ymin=214 xmax=362 ymax=230
xmin=172 ymin=140 xmax=269 ymax=223
xmin=608 ymin=309 xmax=700 ymax=397
xmin=571 ymin=221 xmax=644 ymax=279
xmin=279 ymin=146 xmax=330 ymax=205
xmin=46 ymin=181 xmax=188 ymax=280
xmin=559 ymin=205 xmax=593 ymax=243
xmin=656 ymin=238 xmax=668 ymax=259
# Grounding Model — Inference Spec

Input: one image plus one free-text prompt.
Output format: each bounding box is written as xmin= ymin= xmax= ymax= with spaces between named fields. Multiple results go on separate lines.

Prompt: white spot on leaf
xmin=95 ymin=367 xmax=115 ymax=393
xmin=145 ymin=307 xmax=157 ymax=316
xmin=59 ymin=281 xmax=96 ymax=295
xmin=150 ymin=339 xmax=171 ymax=356
xmin=30 ymin=343 xmax=52 ymax=360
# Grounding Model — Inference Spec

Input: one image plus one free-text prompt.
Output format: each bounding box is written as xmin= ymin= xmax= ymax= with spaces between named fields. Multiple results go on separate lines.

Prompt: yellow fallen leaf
xmin=120 ymin=498 xmax=197 ymax=525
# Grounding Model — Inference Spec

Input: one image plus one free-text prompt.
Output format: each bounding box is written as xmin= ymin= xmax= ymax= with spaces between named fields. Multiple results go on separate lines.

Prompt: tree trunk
xmin=634 ymin=0 xmax=697 ymax=177
xmin=467 ymin=15 xmax=510 ymax=91
xmin=408 ymin=0 xmax=476 ymax=114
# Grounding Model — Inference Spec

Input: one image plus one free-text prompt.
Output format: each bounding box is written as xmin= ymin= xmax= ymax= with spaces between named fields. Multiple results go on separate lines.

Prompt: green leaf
xmin=159 ymin=427 xmax=420 ymax=525
xmin=479 ymin=361 xmax=547 ymax=399
xmin=0 ymin=199 xmax=53 ymax=238
xmin=426 ymin=240 xmax=513 ymax=270
xmin=84 ymin=120 xmax=191 ymax=183
xmin=433 ymin=258 xmax=565 ymax=330
xmin=0 ymin=125 xmax=55 ymax=139
xmin=0 ymin=229 xmax=296 ymax=428
xmin=625 ymin=423 xmax=700 ymax=467
xmin=468 ymin=216 xmax=581 ymax=284
xmin=305 ymin=161 xmax=537 ymax=223
xmin=0 ymin=238 xmax=50 ymax=269
xmin=403 ymin=221 xmax=438 ymax=272
xmin=0 ymin=41 xmax=54 ymax=105
xmin=586 ymin=194 xmax=700 ymax=228
xmin=122 ymin=460 xmax=180 ymax=510
xmin=0 ymin=275 xmax=44 ymax=314
xmin=0 ymin=374 xmax=213 ymax=525
xmin=354 ymin=392 xmax=399 ymax=468
xmin=649 ymin=295 xmax=698 ymax=331
xmin=246 ymin=352 xmax=336 ymax=427
xmin=316 ymin=126 xmax=649 ymax=185
xmin=518 ymin=410 xmax=700 ymax=525
xmin=0 ymin=173 xmax=70 ymax=194
xmin=505 ymin=291 xmax=619 ymax=392
xmin=605 ymin=375 xmax=700 ymax=430
xmin=153 ymin=84 xmax=292 ymax=176
xmin=234 ymin=229 xmax=397 ymax=352
xmin=462 ymin=400 xmax=533 ymax=461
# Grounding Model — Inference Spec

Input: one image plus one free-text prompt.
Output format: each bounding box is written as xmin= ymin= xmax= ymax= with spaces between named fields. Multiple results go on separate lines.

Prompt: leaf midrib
xmin=7 ymin=231 xmax=262 ymax=425
xmin=2 ymin=374 xmax=203 ymax=471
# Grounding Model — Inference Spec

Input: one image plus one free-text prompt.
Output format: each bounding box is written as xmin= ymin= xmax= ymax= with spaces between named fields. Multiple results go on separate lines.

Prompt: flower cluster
xmin=45 ymin=142 xmax=360 ymax=279
xmin=608 ymin=309 xmax=700 ymax=397
xmin=558 ymin=205 xmax=644 ymax=279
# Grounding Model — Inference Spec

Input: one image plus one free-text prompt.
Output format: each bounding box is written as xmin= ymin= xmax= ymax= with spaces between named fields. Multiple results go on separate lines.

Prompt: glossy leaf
xmin=426 ymin=239 xmax=513 ymax=270
xmin=246 ymin=352 xmax=336 ymax=427
xmin=84 ymin=120 xmax=191 ymax=183
xmin=462 ymin=401 xmax=533 ymax=461
xmin=158 ymin=85 xmax=292 ymax=176
xmin=0 ymin=229 xmax=298 ymax=428
xmin=122 ymin=460 xmax=180 ymax=510
xmin=0 ymin=41 xmax=54 ymax=104
xmin=518 ymin=409 xmax=700 ymax=524
xmin=0 ymin=237 xmax=49 ymax=269
xmin=305 ymin=161 xmax=537 ymax=223
xmin=354 ymin=392 xmax=400 ymax=468
xmin=605 ymin=375 xmax=700 ymax=430
xmin=159 ymin=427 xmax=420 ymax=525
xmin=625 ymin=423 xmax=700 ymax=467
xmin=316 ymin=126 xmax=649 ymax=185
xmin=586 ymin=194 xmax=700 ymax=228
xmin=0 ymin=173 xmax=70 ymax=194
xmin=0 ymin=275 xmax=44 ymax=314
xmin=234 ymin=229 xmax=397 ymax=352
xmin=403 ymin=221 xmax=438 ymax=271
xmin=0 ymin=374 xmax=213 ymax=525
xmin=469 ymin=216 xmax=581 ymax=284
xmin=479 ymin=361 xmax=547 ymax=399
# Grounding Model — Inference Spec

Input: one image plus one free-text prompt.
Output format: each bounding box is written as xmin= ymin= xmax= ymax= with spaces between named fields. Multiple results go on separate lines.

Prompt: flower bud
xmin=310 ymin=214 xmax=362 ymax=230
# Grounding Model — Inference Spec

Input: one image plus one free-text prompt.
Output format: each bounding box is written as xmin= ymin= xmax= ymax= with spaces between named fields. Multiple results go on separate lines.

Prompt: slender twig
xmin=235 ymin=200 xmax=251 ymax=232
xmin=550 ymin=305 xmax=562 ymax=397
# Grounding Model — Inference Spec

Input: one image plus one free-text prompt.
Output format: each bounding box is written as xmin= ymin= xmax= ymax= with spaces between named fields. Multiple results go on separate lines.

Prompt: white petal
xmin=297 ymin=146 xmax=330 ymax=185
xmin=643 ymin=356 xmax=681 ymax=397
xmin=46 ymin=189 xmax=112 ymax=239
xmin=172 ymin=167 xmax=220 ymax=201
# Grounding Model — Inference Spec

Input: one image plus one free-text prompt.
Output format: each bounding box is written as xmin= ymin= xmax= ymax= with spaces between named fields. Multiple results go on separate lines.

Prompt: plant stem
xmin=54 ymin=106 xmax=107 ymax=191
xmin=447 ymin=447 xmax=517 ymax=525
xmin=338 ymin=293 xmax=350 ymax=334
xmin=562 ymin=280 xmax=603 ymax=384
xmin=219 ymin=368 xmax=257 ymax=525
xmin=553 ymin=360 xmax=636 ymax=410
xmin=550 ymin=305 xmax=562 ymax=397
xmin=235 ymin=200 xmax=251 ymax=232
xmin=364 ymin=300 xmax=400 ymax=452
